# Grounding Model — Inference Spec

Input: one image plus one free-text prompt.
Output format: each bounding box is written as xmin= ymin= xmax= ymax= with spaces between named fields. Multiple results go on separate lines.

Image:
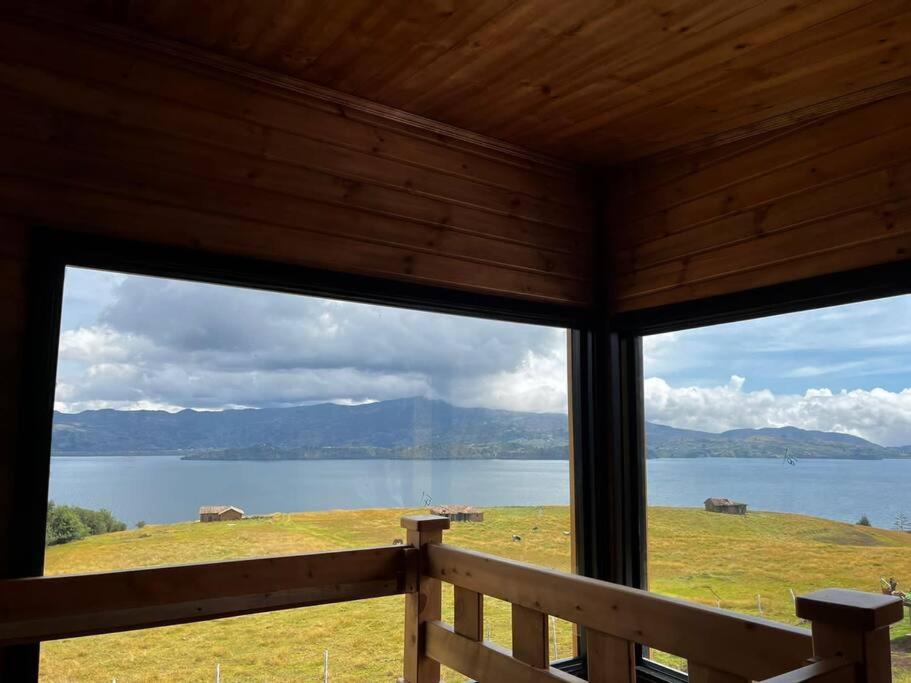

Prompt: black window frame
xmin=12 ymin=228 xmax=910 ymax=681
xmin=11 ymin=227 xmax=596 ymax=679
xmin=611 ymin=259 xmax=911 ymax=682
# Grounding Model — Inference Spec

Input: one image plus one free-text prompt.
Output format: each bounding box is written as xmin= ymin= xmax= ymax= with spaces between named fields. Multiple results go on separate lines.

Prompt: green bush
xmin=46 ymin=501 xmax=127 ymax=546
xmin=856 ymin=514 xmax=872 ymax=526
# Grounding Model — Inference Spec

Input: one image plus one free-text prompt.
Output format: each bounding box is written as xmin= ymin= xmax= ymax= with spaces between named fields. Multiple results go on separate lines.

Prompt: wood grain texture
xmin=425 ymin=621 xmax=582 ymax=683
xmin=403 ymin=516 xmax=447 ymax=683
xmin=608 ymin=93 xmax=911 ymax=311
xmin=0 ymin=545 xmax=410 ymax=645
xmin=426 ymin=542 xmax=812 ymax=681
xmin=586 ymin=629 xmax=635 ymax=683
xmin=759 ymin=657 xmax=856 ymax=683
xmin=453 ymin=586 xmax=484 ymax=642
xmin=0 ymin=16 xmax=593 ymax=306
xmin=688 ymin=662 xmax=749 ymax=683
xmin=29 ymin=0 xmax=911 ymax=164
xmin=512 ymin=603 xmax=549 ymax=668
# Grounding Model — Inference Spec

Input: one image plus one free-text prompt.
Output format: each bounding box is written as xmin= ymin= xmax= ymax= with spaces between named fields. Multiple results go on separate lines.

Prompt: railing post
xmin=401 ymin=515 xmax=449 ymax=683
xmin=796 ymin=589 xmax=903 ymax=683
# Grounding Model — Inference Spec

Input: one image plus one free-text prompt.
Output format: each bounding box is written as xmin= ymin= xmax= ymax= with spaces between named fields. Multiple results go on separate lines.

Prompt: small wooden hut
xmin=704 ymin=498 xmax=747 ymax=515
xmin=199 ymin=505 xmax=244 ymax=523
xmin=429 ymin=505 xmax=484 ymax=522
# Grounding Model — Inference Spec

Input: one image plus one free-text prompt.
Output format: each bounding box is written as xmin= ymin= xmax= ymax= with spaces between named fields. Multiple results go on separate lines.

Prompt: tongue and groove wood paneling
xmin=39 ymin=0 xmax=911 ymax=164
xmin=0 ymin=17 xmax=594 ymax=306
xmin=607 ymin=94 xmax=911 ymax=311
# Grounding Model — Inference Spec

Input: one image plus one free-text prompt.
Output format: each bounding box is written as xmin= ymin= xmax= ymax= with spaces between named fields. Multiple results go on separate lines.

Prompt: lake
xmin=48 ymin=456 xmax=907 ymax=529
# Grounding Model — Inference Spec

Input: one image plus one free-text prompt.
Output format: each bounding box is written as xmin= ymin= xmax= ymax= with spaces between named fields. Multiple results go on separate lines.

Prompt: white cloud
xmin=58 ymin=326 xmax=152 ymax=363
xmin=784 ymin=361 xmax=869 ymax=378
xmin=55 ymin=270 xmax=568 ymax=414
xmin=645 ymin=375 xmax=911 ymax=446
xmin=452 ymin=338 xmax=568 ymax=413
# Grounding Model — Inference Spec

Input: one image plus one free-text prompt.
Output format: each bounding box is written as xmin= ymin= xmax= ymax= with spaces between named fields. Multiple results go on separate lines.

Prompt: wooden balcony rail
xmin=401 ymin=515 xmax=905 ymax=683
xmin=0 ymin=515 xmax=901 ymax=683
xmin=0 ymin=545 xmax=412 ymax=645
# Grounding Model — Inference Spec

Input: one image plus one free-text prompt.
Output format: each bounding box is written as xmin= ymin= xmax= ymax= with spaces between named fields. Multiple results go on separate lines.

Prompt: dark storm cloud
xmin=56 ymin=271 xmax=568 ymax=412
xmin=100 ymin=276 xmax=558 ymax=376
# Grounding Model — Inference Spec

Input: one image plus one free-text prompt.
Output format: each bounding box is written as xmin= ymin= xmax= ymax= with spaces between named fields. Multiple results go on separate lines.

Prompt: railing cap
xmin=796 ymin=588 xmax=903 ymax=630
xmin=401 ymin=515 xmax=450 ymax=532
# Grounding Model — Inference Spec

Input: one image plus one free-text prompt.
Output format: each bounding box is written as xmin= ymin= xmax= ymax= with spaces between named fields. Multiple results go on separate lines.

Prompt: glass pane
xmin=44 ymin=266 xmax=573 ymax=681
xmin=642 ymin=294 xmax=911 ymax=680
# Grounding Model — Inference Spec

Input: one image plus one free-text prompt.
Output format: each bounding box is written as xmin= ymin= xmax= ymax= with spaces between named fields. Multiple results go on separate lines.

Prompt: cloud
xmin=784 ymin=361 xmax=870 ymax=378
xmin=55 ymin=269 xmax=568 ymax=414
xmin=642 ymin=294 xmax=911 ymax=398
xmin=645 ymin=375 xmax=911 ymax=446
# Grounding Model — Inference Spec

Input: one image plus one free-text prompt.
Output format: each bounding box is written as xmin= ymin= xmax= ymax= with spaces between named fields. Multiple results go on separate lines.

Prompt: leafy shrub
xmin=46 ymin=505 xmax=89 ymax=545
xmin=136 ymin=520 xmax=147 ymax=529
xmin=46 ymin=501 xmax=127 ymax=546
xmin=856 ymin=514 xmax=871 ymax=527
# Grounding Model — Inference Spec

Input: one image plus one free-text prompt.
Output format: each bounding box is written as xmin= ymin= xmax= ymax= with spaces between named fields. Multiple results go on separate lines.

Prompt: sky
xmin=56 ymin=267 xmax=911 ymax=446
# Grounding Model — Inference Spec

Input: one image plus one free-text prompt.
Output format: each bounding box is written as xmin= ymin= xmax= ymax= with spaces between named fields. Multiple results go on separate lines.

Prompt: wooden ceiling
xmin=31 ymin=1 xmax=911 ymax=164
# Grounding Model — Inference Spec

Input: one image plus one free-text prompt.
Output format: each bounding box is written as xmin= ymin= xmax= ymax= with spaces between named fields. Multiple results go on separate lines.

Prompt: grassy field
xmin=39 ymin=506 xmax=911 ymax=682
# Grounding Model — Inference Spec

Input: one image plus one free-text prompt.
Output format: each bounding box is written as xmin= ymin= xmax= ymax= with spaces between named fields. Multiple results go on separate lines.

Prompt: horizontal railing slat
xmin=760 ymin=657 xmax=856 ymax=683
xmin=426 ymin=543 xmax=812 ymax=681
xmin=0 ymin=545 xmax=412 ymax=645
xmin=425 ymin=621 xmax=583 ymax=683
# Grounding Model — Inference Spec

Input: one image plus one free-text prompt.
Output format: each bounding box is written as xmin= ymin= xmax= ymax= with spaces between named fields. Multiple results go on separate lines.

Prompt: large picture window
xmin=42 ymin=266 xmax=575 ymax=681
xmin=641 ymin=293 xmax=911 ymax=680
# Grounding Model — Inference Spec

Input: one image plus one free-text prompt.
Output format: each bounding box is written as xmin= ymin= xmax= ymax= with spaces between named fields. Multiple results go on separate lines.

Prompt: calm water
xmin=48 ymin=456 xmax=908 ymax=528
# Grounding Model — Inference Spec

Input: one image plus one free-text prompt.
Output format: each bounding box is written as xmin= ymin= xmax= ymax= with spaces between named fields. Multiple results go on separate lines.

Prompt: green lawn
xmin=39 ymin=507 xmax=911 ymax=681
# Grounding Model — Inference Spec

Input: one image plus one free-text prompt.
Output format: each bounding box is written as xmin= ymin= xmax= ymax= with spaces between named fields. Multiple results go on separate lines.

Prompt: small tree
xmin=136 ymin=520 xmax=147 ymax=529
xmin=45 ymin=500 xmax=125 ymax=545
xmin=856 ymin=514 xmax=872 ymax=527
xmin=47 ymin=507 xmax=89 ymax=545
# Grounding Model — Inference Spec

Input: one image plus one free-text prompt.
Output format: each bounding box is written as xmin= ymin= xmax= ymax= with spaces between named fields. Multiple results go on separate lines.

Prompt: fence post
xmin=796 ymin=589 xmax=903 ymax=683
xmin=401 ymin=515 xmax=449 ymax=683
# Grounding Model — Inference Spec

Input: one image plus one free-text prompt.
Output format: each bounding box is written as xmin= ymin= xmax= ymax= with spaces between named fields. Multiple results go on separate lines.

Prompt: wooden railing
xmin=0 ymin=545 xmax=412 ymax=645
xmin=0 ymin=515 xmax=902 ymax=683
xmin=403 ymin=515 xmax=904 ymax=683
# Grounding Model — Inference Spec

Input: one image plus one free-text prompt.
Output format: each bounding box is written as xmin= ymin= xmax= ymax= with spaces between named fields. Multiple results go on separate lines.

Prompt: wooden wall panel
xmin=607 ymin=93 xmax=911 ymax=312
xmin=0 ymin=17 xmax=594 ymax=307
xmin=42 ymin=0 xmax=911 ymax=164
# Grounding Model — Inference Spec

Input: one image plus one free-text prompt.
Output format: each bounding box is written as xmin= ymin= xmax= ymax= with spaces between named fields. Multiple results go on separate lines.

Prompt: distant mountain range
xmin=52 ymin=398 xmax=910 ymax=460
xmin=646 ymin=422 xmax=911 ymax=460
xmin=52 ymin=397 xmax=568 ymax=460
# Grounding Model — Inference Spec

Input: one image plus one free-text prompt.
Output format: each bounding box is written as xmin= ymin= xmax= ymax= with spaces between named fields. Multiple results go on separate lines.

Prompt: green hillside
xmin=40 ymin=507 xmax=911 ymax=681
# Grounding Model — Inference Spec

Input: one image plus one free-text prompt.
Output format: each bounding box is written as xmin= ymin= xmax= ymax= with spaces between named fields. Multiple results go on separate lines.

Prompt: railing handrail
xmin=0 ymin=544 xmax=413 ymax=645
xmin=1 ymin=515 xmax=901 ymax=683
xmin=426 ymin=541 xmax=812 ymax=680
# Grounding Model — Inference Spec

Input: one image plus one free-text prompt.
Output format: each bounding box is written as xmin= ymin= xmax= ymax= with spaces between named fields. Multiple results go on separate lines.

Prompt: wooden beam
xmin=425 ymin=621 xmax=582 ymax=683
xmin=22 ymin=6 xmax=584 ymax=175
xmin=402 ymin=515 xmax=449 ymax=683
xmin=758 ymin=657 xmax=856 ymax=683
xmin=688 ymin=662 xmax=750 ymax=683
xmin=587 ymin=629 xmax=635 ymax=683
xmin=796 ymin=589 xmax=904 ymax=631
xmin=0 ymin=545 xmax=410 ymax=645
xmin=454 ymin=586 xmax=483 ymax=642
xmin=797 ymin=589 xmax=904 ymax=683
xmin=639 ymin=76 xmax=911 ymax=166
xmin=426 ymin=543 xmax=812 ymax=680
xmin=512 ymin=603 xmax=548 ymax=668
